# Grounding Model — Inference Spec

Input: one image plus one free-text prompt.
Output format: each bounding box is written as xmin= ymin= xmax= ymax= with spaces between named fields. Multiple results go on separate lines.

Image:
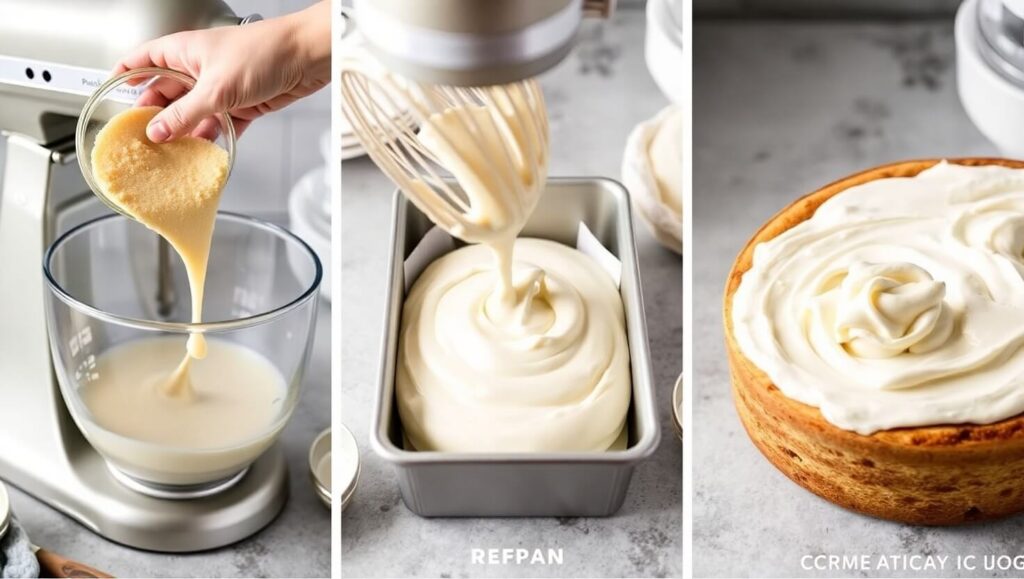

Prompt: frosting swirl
xmin=397 ymin=238 xmax=630 ymax=452
xmin=733 ymin=162 xmax=1024 ymax=434
xmin=814 ymin=261 xmax=954 ymax=359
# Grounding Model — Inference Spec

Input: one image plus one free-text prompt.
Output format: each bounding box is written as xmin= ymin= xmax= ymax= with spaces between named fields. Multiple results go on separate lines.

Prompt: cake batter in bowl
xmin=43 ymin=212 xmax=322 ymax=497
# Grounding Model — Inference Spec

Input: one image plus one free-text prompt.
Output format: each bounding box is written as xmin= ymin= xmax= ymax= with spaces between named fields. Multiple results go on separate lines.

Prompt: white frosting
xmin=732 ymin=162 xmax=1024 ymax=434
xmin=823 ymin=261 xmax=954 ymax=359
xmin=622 ymin=105 xmax=682 ymax=254
xmin=649 ymin=107 xmax=683 ymax=216
xmin=398 ymin=238 xmax=630 ymax=452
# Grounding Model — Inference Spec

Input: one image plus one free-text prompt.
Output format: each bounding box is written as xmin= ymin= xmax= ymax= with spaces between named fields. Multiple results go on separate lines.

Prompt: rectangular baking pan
xmin=371 ymin=177 xmax=660 ymax=517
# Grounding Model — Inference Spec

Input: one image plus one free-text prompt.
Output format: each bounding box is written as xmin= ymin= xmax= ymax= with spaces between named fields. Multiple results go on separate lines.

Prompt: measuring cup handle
xmin=35 ymin=548 xmax=113 ymax=578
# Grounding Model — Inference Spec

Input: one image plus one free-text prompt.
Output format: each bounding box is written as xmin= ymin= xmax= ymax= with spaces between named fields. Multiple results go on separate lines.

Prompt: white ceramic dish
xmin=957 ymin=0 xmax=1024 ymax=157
xmin=646 ymin=0 xmax=684 ymax=104
xmin=0 ymin=480 xmax=9 ymax=540
xmin=309 ymin=428 xmax=331 ymax=509
xmin=337 ymin=423 xmax=360 ymax=512
xmin=341 ymin=144 xmax=367 ymax=161
xmin=622 ymin=105 xmax=682 ymax=253
xmin=672 ymin=373 xmax=683 ymax=440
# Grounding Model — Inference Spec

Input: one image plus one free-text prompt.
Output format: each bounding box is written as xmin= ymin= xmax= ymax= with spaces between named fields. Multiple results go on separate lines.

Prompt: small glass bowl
xmin=44 ymin=213 xmax=321 ymax=498
xmin=75 ymin=67 xmax=237 ymax=218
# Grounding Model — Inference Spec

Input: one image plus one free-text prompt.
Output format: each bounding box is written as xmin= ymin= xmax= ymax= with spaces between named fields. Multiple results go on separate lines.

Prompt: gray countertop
xmin=694 ymin=19 xmax=1024 ymax=578
xmin=0 ymin=3 xmax=332 ymax=576
xmin=5 ymin=226 xmax=332 ymax=579
xmin=341 ymin=8 xmax=682 ymax=579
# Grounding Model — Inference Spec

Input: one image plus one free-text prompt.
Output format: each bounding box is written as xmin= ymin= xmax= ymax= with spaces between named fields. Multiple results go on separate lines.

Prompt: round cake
xmin=725 ymin=158 xmax=1024 ymax=525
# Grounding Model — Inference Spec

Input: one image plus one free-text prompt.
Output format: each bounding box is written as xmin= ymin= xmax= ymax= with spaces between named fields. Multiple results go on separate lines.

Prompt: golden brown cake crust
xmin=724 ymin=158 xmax=1024 ymax=525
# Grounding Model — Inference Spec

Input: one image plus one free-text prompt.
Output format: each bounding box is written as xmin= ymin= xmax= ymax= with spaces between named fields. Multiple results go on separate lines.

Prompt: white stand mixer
xmin=352 ymin=0 xmax=616 ymax=86
xmin=958 ymin=0 xmax=1024 ymax=156
xmin=0 ymin=0 xmax=289 ymax=552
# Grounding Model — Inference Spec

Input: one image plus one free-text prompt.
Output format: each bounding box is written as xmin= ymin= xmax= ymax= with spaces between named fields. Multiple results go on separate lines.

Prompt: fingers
xmin=134 ymin=89 xmax=170 ymax=108
xmin=126 ymin=69 xmax=238 ymax=143
xmin=112 ymin=35 xmax=180 ymax=81
xmin=112 ymin=42 xmax=154 ymax=75
xmin=135 ymin=77 xmax=188 ymax=108
xmin=146 ymin=81 xmax=220 ymax=143
xmin=191 ymin=117 xmax=223 ymax=141
xmin=132 ymin=75 xmax=227 ymax=143
xmin=138 ymin=89 xmax=231 ymax=143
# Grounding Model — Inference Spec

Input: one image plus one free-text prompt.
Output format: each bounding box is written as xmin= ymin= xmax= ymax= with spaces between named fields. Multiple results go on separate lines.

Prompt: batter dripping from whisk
xmin=409 ymin=84 xmax=546 ymax=307
xmin=387 ymin=80 xmax=632 ymax=452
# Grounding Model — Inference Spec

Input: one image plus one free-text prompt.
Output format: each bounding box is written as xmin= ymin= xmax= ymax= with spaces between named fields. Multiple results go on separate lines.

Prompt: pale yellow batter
xmin=79 ymin=337 xmax=287 ymax=485
xmin=92 ymin=106 xmax=227 ymax=364
xmin=397 ymin=85 xmax=631 ymax=452
xmin=414 ymin=93 xmax=546 ymax=305
xmin=84 ymin=106 xmax=286 ymax=484
xmin=398 ymin=238 xmax=631 ymax=452
xmin=92 ymin=106 xmax=228 ymax=397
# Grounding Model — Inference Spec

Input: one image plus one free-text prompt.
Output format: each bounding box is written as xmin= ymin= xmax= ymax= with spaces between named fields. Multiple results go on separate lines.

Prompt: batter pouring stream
xmin=91 ymin=106 xmax=229 ymax=397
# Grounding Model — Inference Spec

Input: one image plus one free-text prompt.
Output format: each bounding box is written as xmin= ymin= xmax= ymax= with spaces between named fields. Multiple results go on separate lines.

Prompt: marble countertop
xmin=340 ymin=8 xmax=682 ymax=579
xmin=5 ymin=222 xmax=332 ymax=578
xmin=693 ymin=19 xmax=1024 ymax=578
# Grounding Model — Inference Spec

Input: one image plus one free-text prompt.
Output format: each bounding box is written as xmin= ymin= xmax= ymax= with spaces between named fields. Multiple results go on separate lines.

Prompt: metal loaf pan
xmin=372 ymin=178 xmax=660 ymax=517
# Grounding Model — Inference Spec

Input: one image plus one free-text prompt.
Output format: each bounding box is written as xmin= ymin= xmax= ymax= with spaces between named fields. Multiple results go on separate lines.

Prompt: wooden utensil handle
xmin=35 ymin=548 xmax=113 ymax=578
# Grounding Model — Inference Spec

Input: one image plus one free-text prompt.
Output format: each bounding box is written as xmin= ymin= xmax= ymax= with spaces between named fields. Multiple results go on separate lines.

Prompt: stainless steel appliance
xmin=352 ymin=0 xmax=616 ymax=86
xmin=0 ymin=0 xmax=289 ymax=552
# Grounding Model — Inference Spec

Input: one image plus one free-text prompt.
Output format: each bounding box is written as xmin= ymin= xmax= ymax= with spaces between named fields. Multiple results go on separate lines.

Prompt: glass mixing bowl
xmin=44 ymin=213 xmax=321 ymax=498
xmin=75 ymin=67 xmax=237 ymax=218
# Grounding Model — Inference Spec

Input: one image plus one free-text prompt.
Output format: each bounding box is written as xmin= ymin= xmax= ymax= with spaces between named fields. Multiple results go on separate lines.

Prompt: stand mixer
xmin=351 ymin=0 xmax=616 ymax=86
xmin=956 ymin=0 xmax=1024 ymax=157
xmin=342 ymin=0 xmax=615 ymax=213
xmin=0 ymin=0 xmax=291 ymax=552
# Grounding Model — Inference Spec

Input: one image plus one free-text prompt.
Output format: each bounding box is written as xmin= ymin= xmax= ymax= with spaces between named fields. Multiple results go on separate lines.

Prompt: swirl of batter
xmin=394 ymin=83 xmax=631 ymax=452
xmin=733 ymin=162 xmax=1024 ymax=434
xmin=397 ymin=238 xmax=631 ymax=452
